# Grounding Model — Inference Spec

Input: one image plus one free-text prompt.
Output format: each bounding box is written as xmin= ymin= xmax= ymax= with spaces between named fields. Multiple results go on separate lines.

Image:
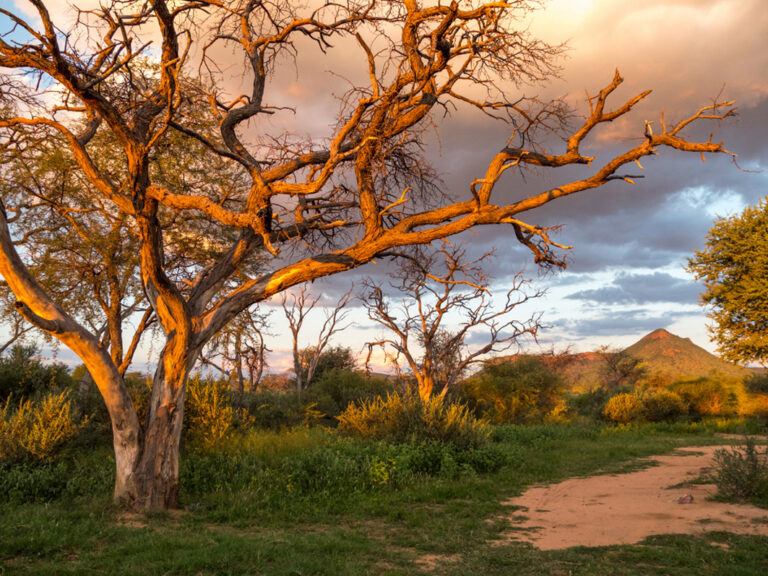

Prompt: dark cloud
xmin=558 ymin=309 xmax=698 ymax=338
xmin=567 ymin=272 xmax=700 ymax=305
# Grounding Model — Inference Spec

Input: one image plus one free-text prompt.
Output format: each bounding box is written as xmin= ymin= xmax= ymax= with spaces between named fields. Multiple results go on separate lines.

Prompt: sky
xmin=2 ymin=0 xmax=767 ymax=375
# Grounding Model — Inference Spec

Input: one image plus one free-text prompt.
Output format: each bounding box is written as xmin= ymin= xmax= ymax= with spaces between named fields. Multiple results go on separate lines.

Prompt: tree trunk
xmin=115 ymin=337 xmax=196 ymax=510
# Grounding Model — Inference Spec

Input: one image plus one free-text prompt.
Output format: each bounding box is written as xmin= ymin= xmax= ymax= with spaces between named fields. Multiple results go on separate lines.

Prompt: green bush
xmin=337 ymin=392 xmax=489 ymax=450
xmin=711 ymin=438 xmax=768 ymax=505
xmin=459 ymin=356 xmax=563 ymax=424
xmin=0 ymin=390 xmax=84 ymax=461
xmin=671 ymin=378 xmax=738 ymax=418
xmin=0 ymin=345 xmax=74 ymax=401
xmin=603 ymin=393 xmax=644 ymax=424
xmin=642 ymin=389 xmax=687 ymax=422
xmin=566 ymin=388 xmax=611 ymax=421
xmin=241 ymin=389 xmax=303 ymax=430
xmin=304 ymin=369 xmax=396 ymax=419
xmin=185 ymin=376 xmax=235 ymax=450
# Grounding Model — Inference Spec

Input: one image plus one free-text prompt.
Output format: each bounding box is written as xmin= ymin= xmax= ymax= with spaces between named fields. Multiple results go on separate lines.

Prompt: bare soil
xmin=499 ymin=445 xmax=768 ymax=550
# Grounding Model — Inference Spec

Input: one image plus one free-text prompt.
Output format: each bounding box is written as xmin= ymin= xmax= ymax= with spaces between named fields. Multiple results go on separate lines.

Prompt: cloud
xmin=558 ymin=308 xmax=699 ymax=337
xmin=567 ymin=271 xmax=700 ymax=305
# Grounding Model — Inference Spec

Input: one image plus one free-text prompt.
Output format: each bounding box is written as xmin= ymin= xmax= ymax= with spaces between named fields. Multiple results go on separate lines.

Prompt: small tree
xmin=199 ymin=305 xmax=271 ymax=400
xmin=688 ymin=199 xmax=768 ymax=366
xmin=597 ymin=346 xmax=646 ymax=390
xmin=362 ymin=244 xmax=541 ymax=401
xmin=282 ymin=286 xmax=351 ymax=399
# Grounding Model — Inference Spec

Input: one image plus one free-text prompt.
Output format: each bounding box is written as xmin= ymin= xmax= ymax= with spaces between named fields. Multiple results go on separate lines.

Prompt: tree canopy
xmin=0 ymin=0 xmax=737 ymax=510
xmin=688 ymin=199 xmax=768 ymax=366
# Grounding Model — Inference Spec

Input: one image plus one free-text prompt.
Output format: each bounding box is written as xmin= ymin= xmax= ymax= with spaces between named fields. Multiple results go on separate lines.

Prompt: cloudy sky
xmin=2 ymin=1 xmax=767 ymax=373
xmin=271 ymin=0 xmax=768 ymax=371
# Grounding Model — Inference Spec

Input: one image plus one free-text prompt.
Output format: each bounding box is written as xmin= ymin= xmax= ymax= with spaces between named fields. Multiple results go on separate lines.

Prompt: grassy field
xmin=2 ymin=421 xmax=767 ymax=575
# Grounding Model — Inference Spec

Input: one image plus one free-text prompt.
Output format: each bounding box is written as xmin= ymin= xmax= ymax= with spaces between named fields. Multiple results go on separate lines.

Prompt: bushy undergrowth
xmin=303 ymin=369 xmax=396 ymax=419
xmin=603 ymin=392 xmax=644 ymax=424
xmin=460 ymin=356 xmax=562 ymax=424
xmin=710 ymin=438 xmax=768 ymax=506
xmin=337 ymin=392 xmax=489 ymax=449
xmin=0 ymin=390 xmax=84 ymax=462
xmin=642 ymin=389 xmax=687 ymax=422
xmin=185 ymin=376 xmax=236 ymax=449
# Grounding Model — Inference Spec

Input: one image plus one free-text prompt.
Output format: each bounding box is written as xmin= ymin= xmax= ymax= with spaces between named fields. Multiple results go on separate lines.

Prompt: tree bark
xmin=116 ymin=337 xmax=197 ymax=510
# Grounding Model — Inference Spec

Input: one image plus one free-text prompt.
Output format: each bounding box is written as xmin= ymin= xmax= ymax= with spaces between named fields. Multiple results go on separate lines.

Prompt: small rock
xmin=678 ymin=494 xmax=694 ymax=504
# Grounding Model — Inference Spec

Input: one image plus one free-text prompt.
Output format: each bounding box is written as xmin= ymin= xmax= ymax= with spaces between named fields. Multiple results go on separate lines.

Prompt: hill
xmin=546 ymin=328 xmax=752 ymax=391
xmin=624 ymin=328 xmax=751 ymax=383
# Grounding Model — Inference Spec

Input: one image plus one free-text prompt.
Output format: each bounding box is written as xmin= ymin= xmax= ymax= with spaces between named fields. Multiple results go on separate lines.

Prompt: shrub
xmin=746 ymin=372 xmax=768 ymax=395
xmin=566 ymin=387 xmax=611 ymax=421
xmin=671 ymin=378 xmax=738 ymax=418
xmin=303 ymin=368 xmax=396 ymax=419
xmin=337 ymin=392 xmax=489 ymax=450
xmin=185 ymin=376 xmax=234 ymax=450
xmin=241 ymin=389 xmax=303 ymax=430
xmin=460 ymin=356 xmax=563 ymax=424
xmin=0 ymin=345 xmax=74 ymax=401
xmin=0 ymin=390 xmax=84 ymax=461
xmin=642 ymin=389 xmax=687 ymax=422
xmin=603 ymin=393 xmax=644 ymax=424
xmin=710 ymin=438 xmax=768 ymax=504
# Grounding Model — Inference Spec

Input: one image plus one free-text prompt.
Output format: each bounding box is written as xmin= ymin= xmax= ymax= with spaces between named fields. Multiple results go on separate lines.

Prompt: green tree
xmin=688 ymin=200 xmax=768 ymax=365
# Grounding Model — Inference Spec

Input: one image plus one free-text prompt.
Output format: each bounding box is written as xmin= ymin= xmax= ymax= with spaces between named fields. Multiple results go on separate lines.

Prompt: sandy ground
xmin=499 ymin=445 xmax=768 ymax=550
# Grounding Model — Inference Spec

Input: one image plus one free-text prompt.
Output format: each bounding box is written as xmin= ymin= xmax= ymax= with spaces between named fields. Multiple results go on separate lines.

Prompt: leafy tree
xmin=0 ymin=1 xmax=735 ymax=510
xmin=688 ymin=200 xmax=768 ymax=366
xmin=460 ymin=355 xmax=562 ymax=423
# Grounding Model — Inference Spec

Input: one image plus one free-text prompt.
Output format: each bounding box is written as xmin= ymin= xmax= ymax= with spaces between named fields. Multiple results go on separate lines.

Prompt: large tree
xmin=0 ymin=0 xmax=735 ymax=510
xmin=688 ymin=199 xmax=768 ymax=366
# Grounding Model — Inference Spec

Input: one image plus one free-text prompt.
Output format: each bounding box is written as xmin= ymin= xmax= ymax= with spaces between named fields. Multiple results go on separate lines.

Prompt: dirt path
xmin=499 ymin=445 xmax=768 ymax=550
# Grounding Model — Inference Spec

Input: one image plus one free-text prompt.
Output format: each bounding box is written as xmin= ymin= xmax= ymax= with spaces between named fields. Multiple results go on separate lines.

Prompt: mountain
xmin=623 ymin=328 xmax=751 ymax=383
xmin=548 ymin=328 xmax=753 ymax=391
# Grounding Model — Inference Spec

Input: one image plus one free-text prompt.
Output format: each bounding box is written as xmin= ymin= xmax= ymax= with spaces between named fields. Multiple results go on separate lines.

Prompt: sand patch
xmin=499 ymin=445 xmax=768 ymax=550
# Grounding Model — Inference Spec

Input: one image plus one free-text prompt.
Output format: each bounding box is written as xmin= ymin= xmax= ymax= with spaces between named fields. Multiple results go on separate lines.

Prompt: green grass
xmin=2 ymin=420 xmax=767 ymax=575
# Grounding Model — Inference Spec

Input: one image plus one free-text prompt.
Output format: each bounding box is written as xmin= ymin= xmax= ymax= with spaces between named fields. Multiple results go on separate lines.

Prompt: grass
xmin=1 ymin=419 xmax=767 ymax=575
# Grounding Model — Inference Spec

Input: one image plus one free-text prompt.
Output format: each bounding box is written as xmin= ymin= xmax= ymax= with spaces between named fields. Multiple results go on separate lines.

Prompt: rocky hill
xmin=551 ymin=328 xmax=752 ymax=391
xmin=623 ymin=328 xmax=751 ymax=383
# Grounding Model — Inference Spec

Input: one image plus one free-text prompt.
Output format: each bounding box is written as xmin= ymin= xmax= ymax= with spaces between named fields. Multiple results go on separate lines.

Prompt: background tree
xmin=282 ymin=286 xmax=351 ymax=399
xmin=596 ymin=346 xmax=646 ymax=390
xmin=199 ymin=306 xmax=271 ymax=400
xmin=0 ymin=0 xmax=736 ymax=510
xmin=688 ymin=199 xmax=768 ymax=366
xmin=362 ymin=244 xmax=541 ymax=401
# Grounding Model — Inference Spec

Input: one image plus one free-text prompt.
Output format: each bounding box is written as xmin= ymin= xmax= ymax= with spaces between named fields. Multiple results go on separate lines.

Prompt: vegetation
xmin=0 ymin=390 xmax=83 ymax=462
xmin=688 ymin=199 xmax=768 ymax=365
xmin=603 ymin=393 xmax=645 ymax=424
xmin=711 ymin=437 xmax=768 ymax=507
xmin=1 ymin=420 xmax=766 ymax=575
xmin=460 ymin=356 xmax=563 ymax=423
xmin=0 ymin=0 xmax=737 ymax=510
xmin=337 ymin=392 xmax=490 ymax=450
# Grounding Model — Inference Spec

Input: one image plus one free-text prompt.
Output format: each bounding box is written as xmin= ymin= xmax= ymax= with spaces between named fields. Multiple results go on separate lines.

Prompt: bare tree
xmin=363 ymin=244 xmax=541 ymax=401
xmin=199 ymin=306 xmax=271 ymax=399
xmin=0 ymin=1 xmax=736 ymax=509
xmin=282 ymin=285 xmax=351 ymax=399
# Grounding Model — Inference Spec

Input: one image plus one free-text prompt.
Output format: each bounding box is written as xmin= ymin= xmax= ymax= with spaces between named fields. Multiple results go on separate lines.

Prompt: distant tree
xmin=460 ymin=355 xmax=563 ymax=423
xmin=597 ymin=346 xmax=646 ymax=390
xmin=362 ymin=244 xmax=541 ymax=401
xmin=282 ymin=286 xmax=351 ymax=399
xmin=688 ymin=200 xmax=768 ymax=366
xmin=199 ymin=305 xmax=271 ymax=400
xmin=305 ymin=345 xmax=357 ymax=382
